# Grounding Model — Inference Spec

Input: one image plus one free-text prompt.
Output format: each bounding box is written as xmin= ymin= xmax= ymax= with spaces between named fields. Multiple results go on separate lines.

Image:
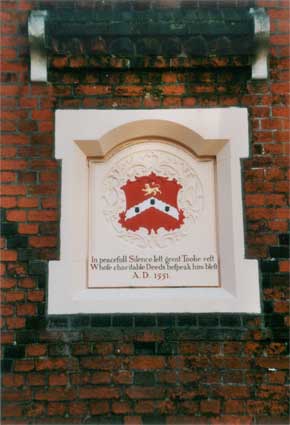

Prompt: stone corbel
xmin=250 ymin=8 xmax=270 ymax=79
xmin=28 ymin=10 xmax=48 ymax=82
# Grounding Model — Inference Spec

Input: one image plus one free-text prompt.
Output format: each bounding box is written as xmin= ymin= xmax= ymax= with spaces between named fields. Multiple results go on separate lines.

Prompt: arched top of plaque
xmin=75 ymin=119 xmax=227 ymax=159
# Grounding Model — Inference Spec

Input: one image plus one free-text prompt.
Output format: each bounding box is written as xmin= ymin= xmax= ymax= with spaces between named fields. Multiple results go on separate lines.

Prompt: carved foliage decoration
xmin=102 ymin=142 xmax=204 ymax=249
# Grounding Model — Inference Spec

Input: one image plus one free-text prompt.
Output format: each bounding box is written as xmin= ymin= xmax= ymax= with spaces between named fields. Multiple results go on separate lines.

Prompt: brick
xmin=49 ymin=373 xmax=68 ymax=386
xmin=90 ymin=401 xmax=110 ymax=415
xmin=112 ymin=401 xmax=132 ymax=414
xmin=200 ymin=400 xmax=221 ymax=414
xmin=163 ymin=96 xmax=182 ymax=107
xmin=92 ymin=342 xmax=113 ymax=355
xmin=86 ymin=372 xmax=111 ymax=384
xmin=124 ymin=416 xmax=142 ymax=425
xmin=1 ymin=171 xmax=16 ymax=182
xmin=5 ymin=291 xmax=25 ymax=302
xmin=225 ymin=400 xmax=245 ymax=414
xmin=1 ymin=250 xmax=17 ymax=261
xmin=47 ymin=402 xmax=66 ymax=416
xmin=18 ymin=223 xmax=39 ymax=234
xmin=29 ymin=236 xmax=57 ymax=248
xmin=115 ymin=85 xmax=144 ymax=96
xmin=18 ymin=172 xmax=37 ymax=184
xmin=16 ymin=304 xmax=37 ymax=316
xmin=68 ymin=401 xmax=87 ymax=416
xmin=80 ymin=357 xmax=121 ymax=370
xmin=1 ymin=134 xmax=30 ymax=145
xmin=27 ymin=374 xmax=46 ymax=386
xmin=113 ymin=370 xmax=133 ymax=384
xmin=36 ymin=358 xmax=78 ymax=371
xmin=126 ymin=386 xmax=165 ymax=399
xmin=26 ymin=344 xmax=47 ymax=357
xmin=6 ymin=210 xmax=26 ymax=221
xmin=279 ymin=260 xmax=289 ymax=272
xmin=257 ymin=384 xmax=288 ymax=400
xmin=160 ymin=85 xmax=185 ymax=95
xmin=27 ymin=290 xmax=44 ymax=302
xmin=0 ymin=146 xmax=17 ymax=158
xmin=2 ymin=374 xmax=25 ymax=388
xmin=80 ymin=387 xmax=120 ymax=399
xmin=268 ymin=371 xmax=287 ymax=384
xmin=17 ymin=197 xmax=38 ymax=208
xmin=212 ymin=386 xmax=250 ymax=399
xmin=0 ymin=278 xmax=16 ymax=288
xmin=14 ymin=359 xmax=34 ymax=372
xmin=28 ymin=210 xmax=58 ymax=222
xmin=1 ymin=305 xmax=14 ymax=316
xmin=2 ymin=403 xmax=23 ymax=417
xmin=130 ymin=356 xmax=166 ymax=370
xmin=31 ymin=110 xmax=53 ymax=120
xmin=0 ymin=197 xmax=17 ymax=208
xmin=77 ymin=85 xmax=112 ymax=95
xmin=18 ymin=278 xmax=35 ymax=289
xmin=35 ymin=388 xmax=76 ymax=401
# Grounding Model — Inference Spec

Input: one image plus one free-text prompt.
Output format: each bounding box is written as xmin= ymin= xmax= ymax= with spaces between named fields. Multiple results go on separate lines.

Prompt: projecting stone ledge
xmin=28 ymin=7 xmax=269 ymax=81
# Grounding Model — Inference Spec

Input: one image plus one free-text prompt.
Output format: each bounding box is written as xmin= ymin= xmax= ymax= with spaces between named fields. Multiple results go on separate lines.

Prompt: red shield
xmin=119 ymin=172 xmax=185 ymax=234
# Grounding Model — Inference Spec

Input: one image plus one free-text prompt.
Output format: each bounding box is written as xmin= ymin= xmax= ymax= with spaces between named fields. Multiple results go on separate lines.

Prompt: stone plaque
xmin=88 ymin=141 xmax=219 ymax=288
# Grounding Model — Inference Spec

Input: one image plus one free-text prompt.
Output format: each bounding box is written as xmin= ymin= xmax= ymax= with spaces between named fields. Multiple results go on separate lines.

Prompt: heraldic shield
xmin=119 ymin=172 xmax=185 ymax=234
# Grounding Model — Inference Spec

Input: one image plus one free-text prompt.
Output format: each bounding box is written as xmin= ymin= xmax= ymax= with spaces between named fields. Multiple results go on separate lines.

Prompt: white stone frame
xmin=48 ymin=108 xmax=260 ymax=314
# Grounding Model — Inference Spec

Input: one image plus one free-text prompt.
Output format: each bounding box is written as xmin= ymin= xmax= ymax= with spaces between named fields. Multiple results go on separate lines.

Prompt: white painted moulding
xmin=48 ymin=108 xmax=260 ymax=314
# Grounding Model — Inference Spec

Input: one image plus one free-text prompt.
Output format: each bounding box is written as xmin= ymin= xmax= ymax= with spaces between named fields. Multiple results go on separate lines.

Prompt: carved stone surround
xmin=49 ymin=108 xmax=260 ymax=314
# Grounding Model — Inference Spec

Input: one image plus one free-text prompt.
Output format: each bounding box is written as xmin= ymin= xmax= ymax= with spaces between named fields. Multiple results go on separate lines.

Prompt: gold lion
xmin=142 ymin=183 xmax=161 ymax=196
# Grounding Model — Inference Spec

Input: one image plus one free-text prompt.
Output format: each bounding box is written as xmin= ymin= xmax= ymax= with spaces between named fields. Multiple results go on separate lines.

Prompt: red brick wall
xmin=1 ymin=1 xmax=289 ymax=424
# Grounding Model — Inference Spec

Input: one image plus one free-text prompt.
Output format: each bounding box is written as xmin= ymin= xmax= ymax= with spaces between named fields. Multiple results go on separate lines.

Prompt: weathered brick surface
xmin=1 ymin=0 xmax=289 ymax=424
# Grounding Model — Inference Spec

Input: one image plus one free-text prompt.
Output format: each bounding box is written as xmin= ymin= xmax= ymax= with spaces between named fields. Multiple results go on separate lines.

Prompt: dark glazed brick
xmin=156 ymin=314 xmax=176 ymax=327
xmin=1 ymin=223 xmax=18 ymax=236
xmin=86 ymin=416 xmax=123 ymax=424
xmin=279 ymin=234 xmax=289 ymax=246
xmin=263 ymin=301 xmax=273 ymax=314
xmin=47 ymin=316 xmax=69 ymax=329
xmin=134 ymin=371 xmax=155 ymax=385
xmin=134 ymin=341 xmax=155 ymax=354
xmin=261 ymin=274 xmax=271 ymax=288
xmin=71 ymin=316 xmax=90 ymax=328
xmin=177 ymin=315 xmax=197 ymax=327
xmin=156 ymin=342 xmax=177 ymax=355
xmin=16 ymin=331 xmax=39 ymax=344
xmin=4 ymin=345 xmax=25 ymax=359
xmin=1 ymin=359 xmax=12 ymax=373
xmin=271 ymin=275 xmax=290 ymax=287
xmin=261 ymin=260 xmax=279 ymax=273
xmin=7 ymin=236 xmax=28 ymax=249
xmin=49 ymin=342 xmax=70 ymax=356
xmin=26 ymin=317 xmax=47 ymax=330
xmin=135 ymin=315 xmax=156 ymax=327
xmin=28 ymin=260 xmax=48 ymax=275
xmin=264 ymin=314 xmax=286 ymax=328
xmin=0 ymin=208 xmax=6 ymax=223
xmin=256 ymin=417 xmax=290 ymax=425
xmin=142 ymin=415 xmax=166 ymax=424
xmin=18 ymin=249 xmax=35 ymax=261
xmin=271 ymin=328 xmax=289 ymax=341
xmin=198 ymin=315 xmax=219 ymax=327
xmin=269 ymin=246 xmax=289 ymax=259
xmin=91 ymin=315 xmax=111 ymax=327
xmin=112 ymin=314 xmax=133 ymax=327
xmin=220 ymin=315 xmax=241 ymax=327
xmin=37 ymin=274 xmax=47 ymax=289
